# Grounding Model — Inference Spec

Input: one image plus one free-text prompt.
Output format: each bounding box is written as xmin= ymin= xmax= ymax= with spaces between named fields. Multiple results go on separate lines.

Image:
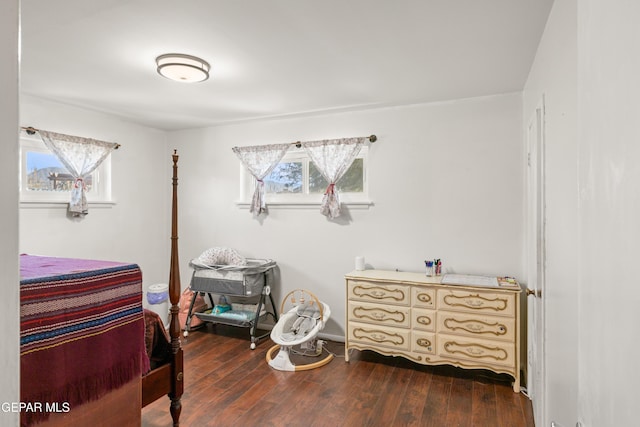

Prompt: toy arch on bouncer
xmin=266 ymin=289 xmax=333 ymax=371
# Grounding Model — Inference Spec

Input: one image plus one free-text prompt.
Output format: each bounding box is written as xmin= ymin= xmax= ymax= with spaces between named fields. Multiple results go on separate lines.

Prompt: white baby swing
xmin=266 ymin=289 xmax=333 ymax=371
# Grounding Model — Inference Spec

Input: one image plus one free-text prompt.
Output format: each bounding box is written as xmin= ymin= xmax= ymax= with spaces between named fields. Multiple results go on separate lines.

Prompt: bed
xmin=19 ymin=150 xmax=184 ymax=426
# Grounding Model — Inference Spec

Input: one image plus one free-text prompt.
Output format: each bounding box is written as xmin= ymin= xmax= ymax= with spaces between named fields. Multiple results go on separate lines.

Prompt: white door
xmin=526 ymin=98 xmax=546 ymax=425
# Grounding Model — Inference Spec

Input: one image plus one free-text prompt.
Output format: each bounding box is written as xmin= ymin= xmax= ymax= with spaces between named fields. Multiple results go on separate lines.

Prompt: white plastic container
xmin=147 ymin=283 xmax=169 ymax=327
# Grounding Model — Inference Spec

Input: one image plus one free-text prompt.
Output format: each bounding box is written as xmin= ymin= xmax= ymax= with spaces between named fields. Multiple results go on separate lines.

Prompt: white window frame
xmin=19 ymin=134 xmax=113 ymax=206
xmin=237 ymin=145 xmax=372 ymax=209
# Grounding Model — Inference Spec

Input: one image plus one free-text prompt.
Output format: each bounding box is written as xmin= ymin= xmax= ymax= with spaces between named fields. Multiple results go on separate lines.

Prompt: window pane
xmin=309 ymin=158 xmax=363 ymax=193
xmin=25 ymin=151 xmax=92 ymax=192
xmin=264 ymin=161 xmax=302 ymax=194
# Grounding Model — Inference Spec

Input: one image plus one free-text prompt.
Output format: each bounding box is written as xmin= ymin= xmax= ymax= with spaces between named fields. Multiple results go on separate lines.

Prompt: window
xmin=238 ymin=146 xmax=371 ymax=207
xmin=19 ymin=134 xmax=112 ymax=204
xmin=309 ymin=158 xmax=364 ymax=193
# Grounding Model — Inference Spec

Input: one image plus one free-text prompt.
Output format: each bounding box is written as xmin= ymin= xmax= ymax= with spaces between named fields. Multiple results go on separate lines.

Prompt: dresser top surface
xmin=345 ymin=269 xmax=521 ymax=292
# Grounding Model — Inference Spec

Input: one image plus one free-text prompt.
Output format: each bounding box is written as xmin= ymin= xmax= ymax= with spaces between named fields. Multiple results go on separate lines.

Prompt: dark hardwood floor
xmin=142 ymin=324 xmax=534 ymax=427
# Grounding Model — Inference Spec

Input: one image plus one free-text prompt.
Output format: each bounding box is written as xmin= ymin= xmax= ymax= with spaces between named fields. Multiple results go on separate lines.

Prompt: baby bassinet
xmin=184 ymin=258 xmax=278 ymax=349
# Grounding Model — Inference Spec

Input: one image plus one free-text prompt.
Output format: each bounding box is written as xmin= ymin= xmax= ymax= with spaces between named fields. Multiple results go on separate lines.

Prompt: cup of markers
xmin=425 ymin=260 xmax=434 ymax=276
xmin=425 ymin=259 xmax=442 ymax=277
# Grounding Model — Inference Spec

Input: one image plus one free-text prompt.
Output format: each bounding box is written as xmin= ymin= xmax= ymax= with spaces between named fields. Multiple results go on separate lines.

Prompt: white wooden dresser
xmin=345 ymin=269 xmax=522 ymax=392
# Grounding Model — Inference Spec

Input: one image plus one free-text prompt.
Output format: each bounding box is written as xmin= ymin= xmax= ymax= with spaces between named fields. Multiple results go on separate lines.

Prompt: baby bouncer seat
xmin=266 ymin=289 xmax=333 ymax=371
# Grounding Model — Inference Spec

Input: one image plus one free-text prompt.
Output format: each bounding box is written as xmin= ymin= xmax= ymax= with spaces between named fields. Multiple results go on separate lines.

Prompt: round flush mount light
xmin=156 ymin=53 xmax=210 ymax=83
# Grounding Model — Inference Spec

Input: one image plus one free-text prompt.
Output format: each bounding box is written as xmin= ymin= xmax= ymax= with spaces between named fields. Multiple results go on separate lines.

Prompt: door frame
xmin=526 ymin=95 xmax=546 ymax=426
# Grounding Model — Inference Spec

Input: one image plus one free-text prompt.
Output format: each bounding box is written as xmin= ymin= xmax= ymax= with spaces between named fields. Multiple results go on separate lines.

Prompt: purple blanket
xmin=20 ymin=254 xmax=149 ymax=426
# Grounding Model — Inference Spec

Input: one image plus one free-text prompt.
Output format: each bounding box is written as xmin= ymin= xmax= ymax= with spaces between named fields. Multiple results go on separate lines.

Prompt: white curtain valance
xmin=301 ymin=137 xmax=365 ymax=218
xmin=232 ymin=143 xmax=291 ymax=215
xmin=38 ymin=130 xmax=118 ymax=216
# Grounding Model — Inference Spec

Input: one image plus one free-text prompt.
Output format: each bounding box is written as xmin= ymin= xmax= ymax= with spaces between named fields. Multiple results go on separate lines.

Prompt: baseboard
xmin=259 ymin=322 xmax=345 ymax=343
xmin=318 ymin=332 xmax=345 ymax=343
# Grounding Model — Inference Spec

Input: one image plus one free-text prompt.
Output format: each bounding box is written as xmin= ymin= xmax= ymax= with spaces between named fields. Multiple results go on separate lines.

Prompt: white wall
xmin=19 ymin=95 xmax=171 ymax=297
xmin=527 ymin=1 xmax=640 ymax=426
xmin=168 ymin=93 xmax=524 ymax=339
xmin=0 ymin=0 xmax=20 ymax=425
xmin=578 ymin=1 xmax=640 ymax=426
xmin=523 ymin=0 xmax=578 ymax=425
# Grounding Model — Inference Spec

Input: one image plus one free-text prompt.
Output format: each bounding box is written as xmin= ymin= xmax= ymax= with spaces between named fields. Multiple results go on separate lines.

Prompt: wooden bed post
xmin=168 ymin=149 xmax=184 ymax=426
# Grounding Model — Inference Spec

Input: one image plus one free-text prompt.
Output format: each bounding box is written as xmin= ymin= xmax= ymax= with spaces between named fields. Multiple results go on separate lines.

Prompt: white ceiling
xmin=20 ymin=0 xmax=553 ymax=131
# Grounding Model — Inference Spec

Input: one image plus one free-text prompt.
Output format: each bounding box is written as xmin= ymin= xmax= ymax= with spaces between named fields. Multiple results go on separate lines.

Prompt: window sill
xmin=20 ymin=200 xmax=116 ymax=209
xmin=235 ymin=200 xmax=373 ymax=210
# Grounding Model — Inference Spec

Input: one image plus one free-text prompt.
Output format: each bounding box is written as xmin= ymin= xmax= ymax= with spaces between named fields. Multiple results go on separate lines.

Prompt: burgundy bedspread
xmin=20 ymin=254 xmax=149 ymax=426
xmin=143 ymin=309 xmax=171 ymax=370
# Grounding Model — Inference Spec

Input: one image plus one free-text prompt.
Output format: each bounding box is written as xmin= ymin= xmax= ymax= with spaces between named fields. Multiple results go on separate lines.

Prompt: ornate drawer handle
xmin=443 ymin=341 xmax=508 ymax=361
xmin=417 ymin=316 xmax=432 ymax=326
xmin=417 ymin=293 xmax=432 ymax=304
xmin=443 ymin=318 xmax=507 ymax=336
xmin=353 ymin=327 xmax=404 ymax=345
xmin=443 ymin=294 xmax=508 ymax=312
xmin=353 ymin=285 xmax=405 ymax=301
xmin=416 ymin=338 xmax=432 ymax=350
xmin=353 ymin=306 xmax=405 ymax=323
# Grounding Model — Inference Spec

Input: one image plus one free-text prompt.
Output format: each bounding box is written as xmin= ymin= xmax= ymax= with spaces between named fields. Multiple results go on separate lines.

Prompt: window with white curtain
xmin=237 ymin=146 xmax=371 ymax=207
xmin=19 ymin=134 xmax=112 ymax=204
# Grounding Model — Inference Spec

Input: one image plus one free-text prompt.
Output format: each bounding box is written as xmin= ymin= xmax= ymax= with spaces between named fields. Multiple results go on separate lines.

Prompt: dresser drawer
xmin=437 ymin=289 xmax=515 ymax=316
xmin=412 ymin=308 xmax=436 ymax=332
xmin=412 ymin=287 xmax=436 ymax=308
xmin=348 ymin=281 xmax=410 ymax=306
xmin=437 ymin=311 xmax=515 ymax=342
xmin=348 ymin=301 xmax=410 ymax=328
xmin=412 ymin=331 xmax=436 ymax=355
xmin=348 ymin=322 xmax=410 ymax=351
xmin=437 ymin=334 xmax=515 ymax=368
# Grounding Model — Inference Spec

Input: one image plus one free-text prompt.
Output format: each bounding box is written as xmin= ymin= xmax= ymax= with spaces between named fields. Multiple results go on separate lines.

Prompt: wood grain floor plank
xmin=342 ymin=361 xmax=396 ymax=426
xmin=421 ymin=371 xmax=453 ymax=427
xmin=471 ymin=380 xmax=498 ymax=427
xmin=446 ymin=376 xmax=474 ymax=427
xmin=495 ymin=381 xmax=529 ymax=427
xmin=366 ymin=364 xmax=414 ymax=426
xmin=142 ymin=329 xmax=534 ymax=427
xmin=393 ymin=367 xmax=433 ymax=426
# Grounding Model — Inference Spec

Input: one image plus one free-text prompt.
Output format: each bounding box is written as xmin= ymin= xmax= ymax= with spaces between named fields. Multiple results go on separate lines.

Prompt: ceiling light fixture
xmin=156 ymin=53 xmax=210 ymax=83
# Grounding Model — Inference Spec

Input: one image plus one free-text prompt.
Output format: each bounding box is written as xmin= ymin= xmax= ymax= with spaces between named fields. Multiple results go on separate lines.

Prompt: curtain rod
xmin=20 ymin=126 xmax=121 ymax=149
xmin=292 ymin=134 xmax=377 ymax=148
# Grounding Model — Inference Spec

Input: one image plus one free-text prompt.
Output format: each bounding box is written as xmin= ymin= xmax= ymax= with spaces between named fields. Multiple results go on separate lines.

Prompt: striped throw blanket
xmin=20 ymin=255 xmax=149 ymax=426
